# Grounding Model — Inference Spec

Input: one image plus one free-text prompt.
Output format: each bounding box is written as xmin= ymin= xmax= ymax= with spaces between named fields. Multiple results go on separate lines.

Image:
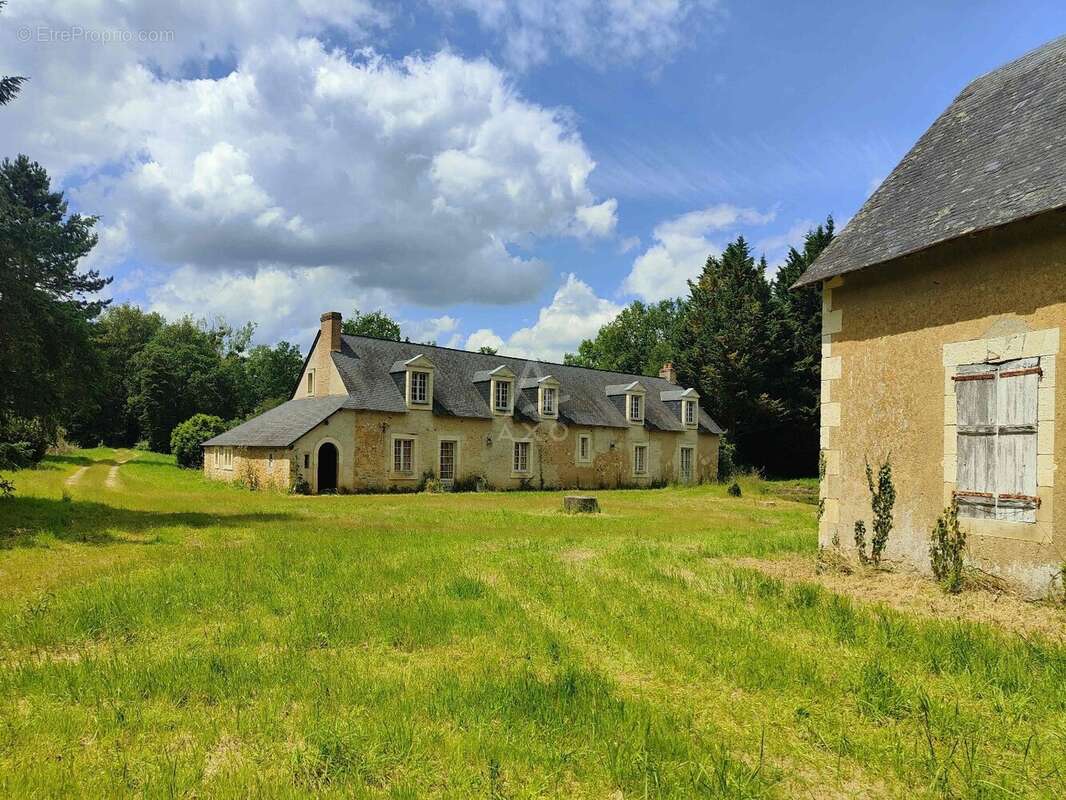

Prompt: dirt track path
xmin=104 ymin=453 xmax=136 ymax=490
xmin=64 ymin=467 xmax=89 ymax=487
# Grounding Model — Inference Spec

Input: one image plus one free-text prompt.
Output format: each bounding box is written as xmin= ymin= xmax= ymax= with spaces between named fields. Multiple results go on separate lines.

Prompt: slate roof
xmin=794 ymin=35 xmax=1066 ymax=288
xmin=330 ymin=335 xmax=723 ymax=434
xmin=202 ymin=395 xmax=351 ymax=447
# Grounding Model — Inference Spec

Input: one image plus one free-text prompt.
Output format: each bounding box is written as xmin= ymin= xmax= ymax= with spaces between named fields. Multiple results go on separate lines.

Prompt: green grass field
xmin=1 ymin=450 xmax=1064 ymax=798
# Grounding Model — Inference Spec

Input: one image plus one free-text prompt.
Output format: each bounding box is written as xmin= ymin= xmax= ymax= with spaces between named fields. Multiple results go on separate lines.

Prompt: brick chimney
xmin=321 ymin=311 xmax=342 ymax=352
xmin=658 ymin=361 xmax=677 ymax=384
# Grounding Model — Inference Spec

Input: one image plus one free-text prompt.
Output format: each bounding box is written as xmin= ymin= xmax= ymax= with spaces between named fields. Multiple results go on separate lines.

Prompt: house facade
xmin=795 ymin=37 xmax=1066 ymax=596
xmin=203 ymin=312 xmax=721 ymax=493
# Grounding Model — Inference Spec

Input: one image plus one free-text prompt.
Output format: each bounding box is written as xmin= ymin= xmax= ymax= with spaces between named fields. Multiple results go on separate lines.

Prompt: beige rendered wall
xmin=820 ymin=211 xmax=1066 ymax=596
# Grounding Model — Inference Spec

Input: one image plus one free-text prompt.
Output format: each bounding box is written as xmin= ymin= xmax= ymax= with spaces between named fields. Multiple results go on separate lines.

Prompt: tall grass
xmin=0 ymin=450 xmax=1063 ymax=797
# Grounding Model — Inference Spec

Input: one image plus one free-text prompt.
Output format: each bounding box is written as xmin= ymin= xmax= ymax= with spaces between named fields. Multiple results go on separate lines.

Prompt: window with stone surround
xmin=954 ymin=357 xmax=1040 ymax=522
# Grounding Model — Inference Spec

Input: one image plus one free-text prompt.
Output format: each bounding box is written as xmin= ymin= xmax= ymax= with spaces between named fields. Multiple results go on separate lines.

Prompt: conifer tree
xmin=673 ymin=237 xmax=784 ymax=469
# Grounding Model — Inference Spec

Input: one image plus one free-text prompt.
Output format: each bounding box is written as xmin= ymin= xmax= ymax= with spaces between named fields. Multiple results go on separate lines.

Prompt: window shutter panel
xmin=995 ymin=357 xmax=1039 ymax=522
xmin=955 ymin=364 xmax=997 ymax=518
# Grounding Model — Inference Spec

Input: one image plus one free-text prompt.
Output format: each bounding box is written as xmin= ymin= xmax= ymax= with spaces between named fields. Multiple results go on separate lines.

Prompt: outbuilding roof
xmin=202 ymin=395 xmax=351 ymax=447
xmin=794 ymin=35 xmax=1066 ymax=288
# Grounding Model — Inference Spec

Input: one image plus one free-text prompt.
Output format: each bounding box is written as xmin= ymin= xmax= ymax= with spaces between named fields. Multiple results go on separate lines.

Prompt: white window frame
xmin=493 ymin=378 xmax=514 ymax=415
xmin=684 ymin=400 xmax=697 ymax=427
xmin=632 ymin=443 xmax=648 ymax=477
xmin=628 ymin=392 xmax=644 ymax=424
xmin=306 ymin=370 xmax=315 ymax=396
xmin=576 ymin=433 xmax=592 ymax=464
xmin=679 ymin=445 xmax=694 ymax=481
xmin=438 ymin=437 xmax=460 ymax=483
xmin=391 ymin=435 xmax=417 ymax=478
xmin=540 ymin=386 xmax=557 ymax=417
xmin=220 ymin=446 xmax=233 ymax=470
xmin=399 ymin=355 xmax=435 ymax=410
xmin=535 ymin=377 xmax=561 ymax=419
xmin=409 ymin=370 xmax=430 ymax=405
xmin=512 ymin=440 xmax=531 ymax=475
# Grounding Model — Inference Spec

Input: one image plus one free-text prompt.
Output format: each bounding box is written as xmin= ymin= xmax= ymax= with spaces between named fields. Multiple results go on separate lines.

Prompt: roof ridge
xmin=338 ymin=332 xmax=676 ymax=384
xmin=967 ymin=33 xmax=1066 ymax=88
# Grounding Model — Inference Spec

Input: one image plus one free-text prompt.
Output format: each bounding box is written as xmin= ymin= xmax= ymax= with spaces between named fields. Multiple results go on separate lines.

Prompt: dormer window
xmin=391 ymin=354 xmax=435 ymax=410
xmin=495 ymin=380 xmax=510 ymax=411
xmin=410 ymin=370 xmax=429 ymax=405
xmin=660 ymin=387 xmax=700 ymax=428
xmin=542 ymin=386 xmax=557 ymax=415
xmin=629 ymin=394 xmax=643 ymax=422
xmin=526 ymin=375 xmax=561 ymax=419
xmin=474 ymin=365 xmax=516 ymax=416
xmin=606 ymin=381 xmax=646 ymax=426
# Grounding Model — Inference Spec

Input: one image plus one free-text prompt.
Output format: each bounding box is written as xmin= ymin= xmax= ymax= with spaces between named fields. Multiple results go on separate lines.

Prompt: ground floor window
xmin=439 ymin=440 xmax=457 ymax=482
xmin=633 ymin=444 xmax=647 ymax=476
xmin=218 ymin=446 xmax=233 ymax=469
xmin=393 ymin=437 xmax=414 ymax=474
xmin=577 ymin=433 xmax=591 ymax=463
xmin=954 ymin=357 xmax=1040 ymax=522
xmin=513 ymin=441 xmax=530 ymax=473
xmin=680 ymin=446 xmax=693 ymax=480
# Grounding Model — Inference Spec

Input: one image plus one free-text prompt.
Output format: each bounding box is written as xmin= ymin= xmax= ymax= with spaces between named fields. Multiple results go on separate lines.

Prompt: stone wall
xmin=203 ymin=446 xmax=291 ymax=491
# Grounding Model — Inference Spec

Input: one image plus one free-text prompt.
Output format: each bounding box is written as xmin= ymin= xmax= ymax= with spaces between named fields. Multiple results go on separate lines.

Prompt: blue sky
xmin=2 ymin=1 xmax=1064 ymax=358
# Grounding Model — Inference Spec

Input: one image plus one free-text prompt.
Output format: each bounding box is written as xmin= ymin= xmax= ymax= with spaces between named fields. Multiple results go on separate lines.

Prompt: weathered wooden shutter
xmin=955 ymin=363 xmax=997 ymax=518
xmin=995 ymin=357 xmax=1040 ymax=522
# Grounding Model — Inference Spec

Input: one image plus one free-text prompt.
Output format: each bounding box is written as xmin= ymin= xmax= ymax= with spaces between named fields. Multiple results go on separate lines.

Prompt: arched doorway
xmin=317 ymin=442 xmax=338 ymax=493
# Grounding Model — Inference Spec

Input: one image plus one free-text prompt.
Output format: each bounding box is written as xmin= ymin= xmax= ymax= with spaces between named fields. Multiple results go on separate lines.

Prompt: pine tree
xmin=0 ymin=3 xmax=27 ymax=106
xmin=765 ymin=218 xmax=835 ymax=475
xmin=673 ymin=237 xmax=784 ymax=470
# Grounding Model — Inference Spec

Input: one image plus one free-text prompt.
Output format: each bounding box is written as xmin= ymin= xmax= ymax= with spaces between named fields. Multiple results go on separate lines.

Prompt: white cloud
xmin=467 ymin=273 xmax=621 ymax=361
xmin=464 ymin=329 xmax=505 ymax=352
xmin=574 ymin=199 xmax=618 ymax=237
xmin=1 ymin=8 xmax=617 ymax=310
xmin=404 ymin=315 xmax=462 ymax=347
xmin=618 ymin=235 xmax=641 ymax=254
xmin=146 ymin=264 xmax=395 ymax=345
xmin=433 ymin=0 xmax=724 ymax=70
xmin=622 ymin=204 xmax=774 ymax=302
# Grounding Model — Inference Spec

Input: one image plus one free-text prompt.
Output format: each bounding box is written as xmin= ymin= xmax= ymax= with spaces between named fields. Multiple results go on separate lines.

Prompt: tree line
xmin=565 ymin=223 xmax=833 ymax=477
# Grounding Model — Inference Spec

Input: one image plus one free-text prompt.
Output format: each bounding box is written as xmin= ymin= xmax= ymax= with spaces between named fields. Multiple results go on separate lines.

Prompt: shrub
xmin=727 ymin=481 xmax=742 ymax=498
xmin=0 ymin=441 xmax=34 ymax=471
xmin=0 ymin=416 xmax=51 ymax=469
xmin=718 ymin=434 xmax=737 ymax=480
xmin=0 ymin=475 xmax=13 ymax=498
xmin=169 ymin=414 xmax=229 ymax=469
xmin=929 ymin=501 xmax=965 ymax=594
xmin=291 ymin=471 xmax=311 ymax=496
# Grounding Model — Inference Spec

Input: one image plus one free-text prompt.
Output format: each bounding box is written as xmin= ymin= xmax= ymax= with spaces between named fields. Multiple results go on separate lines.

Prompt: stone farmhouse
xmin=203 ymin=312 xmax=722 ymax=493
xmin=795 ymin=36 xmax=1066 ymax=595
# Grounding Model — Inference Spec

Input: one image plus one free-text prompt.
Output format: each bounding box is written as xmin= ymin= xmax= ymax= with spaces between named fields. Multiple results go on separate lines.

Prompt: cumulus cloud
xmin=465 ymin=273 xmax=621 ymax=362
xmin=622 ymin=204 xmax=774 ymax=302
xmin=146 ymin=265 xmax=395 ymax=344
xmin=404 ymin=315 xmax=462 ymax=347
xmin=433 ymin=0 xmax=723 ymax=70
xmin=2 ymin=6 xmax=617 ymax=314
